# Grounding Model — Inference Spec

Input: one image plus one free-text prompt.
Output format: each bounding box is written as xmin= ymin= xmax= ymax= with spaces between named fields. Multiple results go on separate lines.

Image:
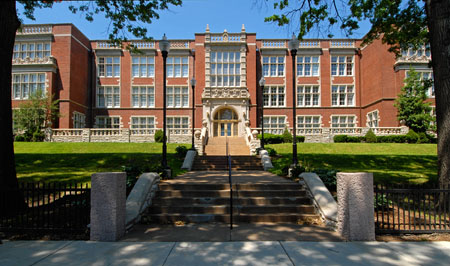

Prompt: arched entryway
xmin=212 ymin=108 xmax=239 ymax=137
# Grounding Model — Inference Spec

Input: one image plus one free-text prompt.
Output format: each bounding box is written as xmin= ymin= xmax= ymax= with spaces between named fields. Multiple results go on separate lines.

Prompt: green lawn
xmin=267 ymin=143 xmax=438 ymax=185
xmin=14 ymin=142 xmax=189 ymax=184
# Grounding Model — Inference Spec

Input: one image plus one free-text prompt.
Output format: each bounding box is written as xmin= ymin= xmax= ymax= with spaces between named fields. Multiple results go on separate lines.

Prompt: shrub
xmin=296 ymin=136 xmax=305 ymax=143
xmin=257 ymin=134 xmax=284 ymax=144
xmin=313 ymin=168 xmax=338 ymax=190
xmin=265 ymin=147 xmax=277 ymax=157
xmin=281 ymin=164 xmax=305 ymax=179
xmin=374 ymin=194 xmax=393 ymax=209
xmin=154 ymin=129 xmax=164 ymax=143
xmin=346 ymin=136 xmax=361 ymax=143
xmin=14 ymin=135 xmax=26 ymax=142
xmin=175 ymin=145 xmax=188 ymax=158
xmin=417 ymin=132 xmax=430 ymax=144
xmin=333 ymin=135 xmax=348 ymax=143
xmin=282 ymin=128 xmax=293 ymax=143
xmin=406 ymin=129 xmax=419 ymax=143
xmin=365 ymin=129 xmax=377 ymax=143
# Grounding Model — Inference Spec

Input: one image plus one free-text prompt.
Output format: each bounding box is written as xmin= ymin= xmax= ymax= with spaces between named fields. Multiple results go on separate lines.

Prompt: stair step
xmin=156 ymin=190 xmax=307 ymax=197
xmin=149 ymin=205 xmax=316 ymax=214
xmin=158 ymin=183 xmax=303 ymax=191
xmin=145 ymin=213 xmax=320 ymax=223
xmin=152 ymin=197 xmax=312 ymax=205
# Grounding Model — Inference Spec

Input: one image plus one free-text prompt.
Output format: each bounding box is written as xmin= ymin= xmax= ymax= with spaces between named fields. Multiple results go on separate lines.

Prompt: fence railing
xmin=374 ymin=184 xmax=450 ymax=234
xmin=0 ymin=182 xmax=90 ymax=233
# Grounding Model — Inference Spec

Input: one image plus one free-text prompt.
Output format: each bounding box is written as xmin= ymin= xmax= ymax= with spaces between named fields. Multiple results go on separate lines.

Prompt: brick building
xmin=12 ymin=24 xmax=435 ymax=145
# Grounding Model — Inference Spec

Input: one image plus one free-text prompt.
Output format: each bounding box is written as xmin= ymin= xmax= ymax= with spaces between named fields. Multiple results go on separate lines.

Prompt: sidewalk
xmin=1 ymin=240 xmax=449 ymax=265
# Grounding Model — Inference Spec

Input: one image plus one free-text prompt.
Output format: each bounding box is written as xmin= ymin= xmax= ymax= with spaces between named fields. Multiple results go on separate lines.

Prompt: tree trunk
xmin=426 ymin=0 xmax=450 ymax=191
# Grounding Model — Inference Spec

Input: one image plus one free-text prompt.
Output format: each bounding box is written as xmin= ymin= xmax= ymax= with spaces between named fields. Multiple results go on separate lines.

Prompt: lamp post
xmin=288 ymin=33 xmax=299 ymax=167
xmin=160 ymin=34 xmax=170 ymax=175
xmin=259 ymin=77 xmax=266 ymax=149
xmin=190 ymin=77 xmax=196 ymax=150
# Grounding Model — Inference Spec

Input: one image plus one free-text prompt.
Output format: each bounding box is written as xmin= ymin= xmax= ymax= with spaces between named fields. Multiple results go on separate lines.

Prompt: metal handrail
xmin=226 ymin=134 xmax=233 ymax=230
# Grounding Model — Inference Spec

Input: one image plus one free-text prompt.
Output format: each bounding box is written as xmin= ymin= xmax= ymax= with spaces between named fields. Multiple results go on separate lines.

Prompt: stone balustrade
xmin=170 ymin=41 xmax=190 ymax=49
xmin=130 ymin=41 xmax=155 ymax=49
xmin=262 ymin=40 xmax=285 ymax=48
xmin=17 ymin=25 xmax=52 ymax=34
xmin=330 ymin=40 xmax=355 ymax=48
xmin=299 ymin=40 xmax=320 ymax=48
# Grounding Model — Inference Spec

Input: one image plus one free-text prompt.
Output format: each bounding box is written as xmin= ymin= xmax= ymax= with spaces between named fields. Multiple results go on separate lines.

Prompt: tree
xmin=0 ymin=0 xmax=182 ymax=211
xmin=266 ymin=0 xmax=450 ymax=189
xmin=394 ymin=69 xmax=434 ymax=133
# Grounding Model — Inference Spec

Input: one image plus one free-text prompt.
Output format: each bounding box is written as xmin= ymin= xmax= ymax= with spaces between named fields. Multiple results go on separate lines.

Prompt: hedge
xmin=257 ymin=133 xmax=305 ymax=144
xmin=333 ymin=130 xmax=436 ymax=144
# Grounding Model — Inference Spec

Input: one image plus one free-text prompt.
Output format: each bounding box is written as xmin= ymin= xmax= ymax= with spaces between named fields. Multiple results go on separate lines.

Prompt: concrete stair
xmin=205 ymin=137 xmax=250 ymax=155
xmin=192 ymin=155 xmax=263 ymax=171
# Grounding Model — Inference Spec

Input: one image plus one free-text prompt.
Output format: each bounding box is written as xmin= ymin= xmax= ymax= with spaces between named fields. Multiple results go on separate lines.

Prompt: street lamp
xmin=259 ymin=77 xmax=266 ymax=149
xmin=190 ymin=77 xmax=196 ymax=150
xmin=160 ymin=34 xmax=170 ymax=176
xmin=288 ymin=33 xmax=300 ymax=167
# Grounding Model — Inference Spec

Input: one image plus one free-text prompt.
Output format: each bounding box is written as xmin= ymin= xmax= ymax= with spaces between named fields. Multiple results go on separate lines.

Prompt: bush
xmin=406 ymin=129 xmax=419 ymax=143
xmin=313 ymin=168 xmax=338 ymax=190
xmin=417 ymin=132 xmax=431 ymax=144
xmin=365 ymin=129 xmax=377 ymax=143
xmin=296 ymin=136 xmax=305 ymax=143
xmin=333 ymin=135 xmax=348 ymax=143
xmin=154 ymin=129 xmax=164 ymax=143
xmin=14 ymin=134 xmax=26 ymax=142
xmin=265 ymin=147 xmax=277 ymax=157
xmin=346 ymin=136 xmax=361 ymax=143
xmin=282 ymin=128 xmax=293 ymax=143
xmin=281 ymin=164 xmax=305 ymax=179
xmin=175 ymin=145 xmax=188 ymax=158
xmin=257 ymin=134 xmax=284 ymax=144
xmin=374 ymin=194 xmax=393 ymax=209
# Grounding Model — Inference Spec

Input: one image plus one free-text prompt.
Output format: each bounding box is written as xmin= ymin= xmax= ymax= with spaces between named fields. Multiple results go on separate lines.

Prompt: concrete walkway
xmin=1 ymin=240 xmax=450 ymax=265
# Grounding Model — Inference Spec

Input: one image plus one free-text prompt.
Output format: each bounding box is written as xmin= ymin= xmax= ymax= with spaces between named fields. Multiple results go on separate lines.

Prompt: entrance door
xmin=213 ymin=108 xmax=239 ymax=137
xmin=220 ymin=123 xmax=232 ymax=137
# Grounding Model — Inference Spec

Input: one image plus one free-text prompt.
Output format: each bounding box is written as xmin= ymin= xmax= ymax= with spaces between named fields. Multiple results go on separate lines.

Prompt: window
xmin=167 ymin=57 xmax=188 ymax=77
xmin=12 ymin=73 xmax=46 ymax=99
xmin=167 ymin=87 xmax=189 ymax=108
xmin=98 ymin=56 xmax=120 ymax=77
xmin=366 ymin=110 xmax=379 ymax=128
xmin=132 ymin=86 xmax=154 ymax=108
xmin=95 ymin=116 xmax=120 ymax=128
xmin=407 ymin=70 xmax=435 ymax=97
xmin=402 ymin=45 xmax=431 ymax=58
xmin=132 ymin=56 xmax=154 ymax=77
xmin=73 ymin=112 xmax=86 ymax=128
xmin=13 ymin=42 xmax=51 ymax=60
xmin=297 ymin=85 xmax=320 ymax=106
xmin=331 ymin=85 xmax=354 ymax=106
xmin=262 ymin=56 xmax=284 ymax=77
xmin=297 ymin=116 xmax=321 ymax=134
xmin=167 ymin=117 xmax=189 ymax=134
xmin=263 ymin=86 xmax=285 ymax=107
xmin=210 ymin=51 xmax=241 ymax=87
xmin=263 ymin=116 xmax=286 ymax=134
xmin=97 ymin=86 xmax=120 ymax=108
xmin=331 ymin=115 xmax=356 ymax=128
xmin=297 ymin=56 xmax=319 ymax=76
xmin=131 ymin=116 xmax=155 ymax=134
xmin=331 ymin=56 xmax=353 ymax=76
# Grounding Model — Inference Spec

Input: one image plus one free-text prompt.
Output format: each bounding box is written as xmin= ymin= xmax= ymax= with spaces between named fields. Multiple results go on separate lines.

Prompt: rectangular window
xmin=131 ymin=56 xmax=155 ymax=77
xmin=263 ymin=56 xmax=284 ymax=77
xmin=131 ymin=116 xmax=155 ymax=134
xmin=263 ymin=116 xmax=286 ymax=135
xmin=331 ymin=85 xmax=354 ymax=106
xmin=210 ymin=51 xmax=241 ymax=87
xmin=297 ymin=85 xmax=320 ymax=106
xmin=331 ymin=55 xmax=353 ymax=76
xmin=95 ymin=116 xmax=120 ymax=128
xmin=167 ymin=87 xmax=189 ymax=108
xmin=331 ymin=115 xmax=356 ymax=128
xmin=73 ymin=112 xmax=86 ymax=128
xmin=98 ymin=56 xmax=120 ymax=77
xmin=12 ymin=73 xmax=46 ymax=99
xmin=297 ymin=115 xmax=321 ymax=134
xmin=132 ymin=86 xmax=155 ymax=108
xmin=407 ymin=70 xmax=435 ymax=97
xmin=97 ymin=86 xmax=120 ymax=108
xmin=13 ymin=42 xmax=51 ymax=60
xmin=366 ymin=110 xmax=379 ymax=128
xmin=167 ymin=116 xmax=189 ymax=134
xmin=263 ymin=86 xmax=285 ymax=107
xmin=297 ymin=56 xmax=319 ymax=76
xmin=166 ymin=56 xmax=188 ymax=78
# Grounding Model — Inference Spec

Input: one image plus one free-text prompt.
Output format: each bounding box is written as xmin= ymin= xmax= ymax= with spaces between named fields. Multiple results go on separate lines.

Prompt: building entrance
xmin=213 ymin=108 xmax=239 ymax=137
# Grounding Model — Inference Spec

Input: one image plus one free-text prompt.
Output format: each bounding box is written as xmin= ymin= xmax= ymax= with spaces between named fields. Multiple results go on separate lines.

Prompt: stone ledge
xmin=181 ymin=150 xmax=197 ymax=170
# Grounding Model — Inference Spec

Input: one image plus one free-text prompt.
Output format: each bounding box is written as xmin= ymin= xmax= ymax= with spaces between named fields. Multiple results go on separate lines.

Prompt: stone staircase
xmin=192 ymin=156 xmax=263 ymax=171
xmin=205 ymin=137 xmax=250 ymax=155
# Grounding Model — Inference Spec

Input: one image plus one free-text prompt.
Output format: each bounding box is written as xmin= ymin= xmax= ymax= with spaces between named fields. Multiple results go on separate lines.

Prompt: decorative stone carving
xmin=194 ymin=130 xmax=201 ymax=140
xmin=12 ymin=56 xmax=56 ymax=65
xmin=202 ymin=87 xmax=249 ymax=99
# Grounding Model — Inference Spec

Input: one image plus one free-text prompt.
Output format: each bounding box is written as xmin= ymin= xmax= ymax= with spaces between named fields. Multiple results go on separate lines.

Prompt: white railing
xmin=168 ymin=128 xmax=190 ymax=135
xmin=262 ymin=40 xmax=285 ymax=48
xmin=210 ymin=33 xmax=241 ymax=42
xmin=245 ymin=124 xmax=253 ymax=146
xmin=17 ymin=25 xmax=52 ymax=34
xmin=330 ymin=40 xmax=355 ymax=48
xmin=299 ymin=40 xmax=320 ymax=48
xmin=330 ymin=127 xmax=362 ymax=134
xmin=372 ymin=127 xmax=404 ymax=135
xmin=52 ymin=129 xmax=83 ymax=136
xmin=170 ymin=41 xmax=190 ymax=49
xmin=130 ymin=129 xmax=155 ymax=135
xmin=90 ymin=129 xmax=121 ymax=136
xmin=96 ymin=41 xmax=120 ymax=49
xmin=130 ymin=41 xmax=155 ymax=49
xmin=297 ymin=128 xmax=323 ymax=135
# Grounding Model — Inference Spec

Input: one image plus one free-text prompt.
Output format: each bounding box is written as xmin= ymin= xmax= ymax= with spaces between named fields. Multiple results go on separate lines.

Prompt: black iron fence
xmin=374 ymin=184 xmax=450 ymax=234
xmin=0 ymin=182 xmax=90 ymax=233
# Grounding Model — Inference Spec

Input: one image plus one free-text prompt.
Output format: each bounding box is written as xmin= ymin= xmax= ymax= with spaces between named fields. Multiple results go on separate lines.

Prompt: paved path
xmin=1 ymin=240 xmax=450 ymax=265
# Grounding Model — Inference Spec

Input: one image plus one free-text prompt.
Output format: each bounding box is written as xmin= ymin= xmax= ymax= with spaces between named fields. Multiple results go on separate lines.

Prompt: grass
xmin=14 ymin=142 xmax=190 ymax=184
xmin=267 ymin=143 xmax=438 ymax=185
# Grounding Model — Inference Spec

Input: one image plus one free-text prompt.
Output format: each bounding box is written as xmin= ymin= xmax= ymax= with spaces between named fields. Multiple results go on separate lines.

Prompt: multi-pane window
xmin=12 ymin=73 xmax=46 ymax=99
xmin=132 ymin=86 xmax=154 ymax=108
xmin=297 ymin=56 xmax=319 ymax=76
xmin=366 ymin=110 xmax=379 ymax=128
xmin=97 ymin=86 xmax=120 ymax=108
xmin=167 ymin=117 xmax=189 ymax=134
xmin=331 ymin=56 xmax=353 ymax=76
xmin=98 ymin=56 xmax=120 ymax=77
xmin=409 ymin=70 xmax=435 ymax=97
xmin=131 ymin=116 xmax=155 ymax=134
xmin=210 ymin=51 xmax=241 ymax=87
xmin=167 ymin=57 xmax=188 ymax=77
xmin=331 ymin=116 xmax=356 ymax=128
xmin=263 ymin=116 xmax=286 ymax=134
xmin=132 ymin=56 xmax=154 ymax=77
xmin=95 ymin=116 xmax=120 ymax=128
xmin=13 ymin=42 xmax=51 ymax=59
xmin=297 ymin=116 xmax=321 ymax=134
xmin=297 ymin=85 xmax=320 ymax=106
xmin=331 ymin=85 xmax=354 ymax=106
xmin=402 ymin=45 xmax=431 ymax=58
xmin=262 ymin=56 xmax=284 ymax=77
xmin=73 ymin=112 xmax=86 ymax=128
xmin=263 ymin=86 xmax=285 ymax=107
xmin=167 ymin=87 xmax=189 ymax=108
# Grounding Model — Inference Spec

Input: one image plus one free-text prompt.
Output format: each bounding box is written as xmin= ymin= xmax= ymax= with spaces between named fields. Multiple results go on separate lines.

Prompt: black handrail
xmin=226 ymin=134 xmax=233 ymax=230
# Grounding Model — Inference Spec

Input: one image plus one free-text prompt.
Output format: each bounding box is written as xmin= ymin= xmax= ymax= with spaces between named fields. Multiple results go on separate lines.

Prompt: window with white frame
xmin=331 ymin=85 xmax=354 ymax=106
xmin=132 ymin=56 xmax=154 ymax=77
xmin=331 ymin=55 xmax=353 ymax=76
xmin=97 ymin=86 xmax=120 ymax=108
xmin=263 ymin=86 xmax=285 ymax=107
xmin=297 ymin=116 xmax=321 ymax=134
xmin=167 ymin=87 xmax=189 ymax=108
xmin=95 ymin=116 xmax=120 ymax=128
xmin=331 ymin=115 xmax=356 ymax=128
xmin=98 ymin=56 xmax=120 ymax=77
xmin=12 ymin=73 xmax=46 ymax=99
xmin=167 ymin=117 xmax=189 ymax=134
xmin=262 ymin=56 xmax=284 ymax=77
xmin=402 ymin=44 xmax=431 ymax=58
xmin=366 ymin=110 xmax=379 ymax=128
xmin=210 ymin=51 xmax=241 ymax=87
xmin=297 ymin=56 xmax=319 ymax=76
xmin=13 ymin=42 xmax=51 ymax=60
xmin=132 ymin=86 xmax=154 ymax=108
xmin=73 ymin=112 xmax=86 ymax=128
xmin=263 ymin=116 xmax=286 ymax=134
xmin=407 ymin=70 xmax=435 ymax=97
xmin=130 ymin=116 xmax=155 ymax=134
xmin=167 ymin=56 xmax=188 ymax=77
xmin=297 ymin=85 xmax=320 ymax=106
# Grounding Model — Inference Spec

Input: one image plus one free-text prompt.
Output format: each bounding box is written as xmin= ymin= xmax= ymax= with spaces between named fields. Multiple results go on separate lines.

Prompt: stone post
xmin=82 ymin=128 xmax=90 ymax=142
xmin=337 ymin=172 xmax=375 ymax=241
xmin=322 ymin=127 xmax=331 ymax=143
xmin=121 ymin=128 xmax=130 ymax=142
xmin=90 ymin=172 xmax=126 ymax=241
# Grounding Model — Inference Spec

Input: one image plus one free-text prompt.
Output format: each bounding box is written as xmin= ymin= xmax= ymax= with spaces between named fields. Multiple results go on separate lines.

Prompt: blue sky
xmin=17 ymin=0 xmax=371 ymax=40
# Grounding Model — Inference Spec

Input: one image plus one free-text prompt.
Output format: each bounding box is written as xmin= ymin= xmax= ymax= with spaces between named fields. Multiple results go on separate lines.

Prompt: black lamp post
xmin=160 ymin=34 xmax=170 ymax=175
xmin=259 ymin=77 xmax=266 ymax=149
xmin=288 ymin=33 xmax=300 ymax=167
xmin=190 ymin=77 xmax=196 ymax=150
